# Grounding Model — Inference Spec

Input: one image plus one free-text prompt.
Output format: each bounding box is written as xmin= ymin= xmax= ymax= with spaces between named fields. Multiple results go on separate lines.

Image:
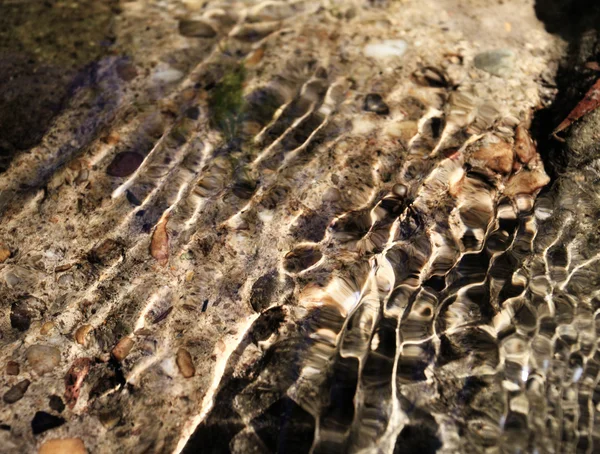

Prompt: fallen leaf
xmin=150 ymin=215 xmax=170 ymax=266
xmin=64 ymin=358 xmax=92 ymax=409
xmin=0 ymin=245 xmax=10 ymax=263
xmin=514 ymin=123 xmax=536 ymax=164
xmin=553 ymin=78 xmax=600 ymax=138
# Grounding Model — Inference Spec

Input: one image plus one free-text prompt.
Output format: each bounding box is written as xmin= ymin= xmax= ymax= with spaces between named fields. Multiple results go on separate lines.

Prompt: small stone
xmin=0 ymin=244 xmax=10 ymax=263
xmin=49 ymin=395 xmax=65 ymax=413
xmin=250 ymin=272 xmax=278 ymax=313
xmin=178 ymin=19 xmax=217 ymax=38
xmin=3 ymin=379 xmax=30 ymax=404
xmin=176 ymin=348 xmax=195 ymax=378
xmin=106 ymin=151 xmax=144 ymax=177
xmin=152 ymin=66 xmax=184 ymax=84
xmin=26 ymin=345 xmax=61 ymax=376
xmin=99 ymin=412 xmax=120 ymax=430
xmin=363 ymin=93 xmax=390 ymax=115
xmin=31 ymin=411 xmax=66 ymax=435
xmin=38 ymin=438 xmax=87 ymax=454
xmin=6 ymin=361 xmax=19 ymax=376
xmin=115 ymin=60 xmax=138 ymax=81
xmin=185 ymin=106 xmax=200 ymax=120
xmin=54 ymin=263 xmax=73 ymax=272
xmin=474 ymin=49 xmax=515 ymax=77
xmin=40 ymin=321 xmax=55 ymax=335
xmin=75 ymin=325 xmax=93 ymax=346
xmin=112 ymin=337 xmax=134 ymax=362
xmin=10 ymin=296 xmax=46 ymax=332
xmin=364 ymin=40 xmax=408 ymax=59
xmin=392 ymin=184 xmax=408 ymax=197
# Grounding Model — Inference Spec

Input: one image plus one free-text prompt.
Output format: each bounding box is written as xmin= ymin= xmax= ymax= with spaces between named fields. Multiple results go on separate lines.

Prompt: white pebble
xmin=364 ymin=40 xmax=408 ymax=59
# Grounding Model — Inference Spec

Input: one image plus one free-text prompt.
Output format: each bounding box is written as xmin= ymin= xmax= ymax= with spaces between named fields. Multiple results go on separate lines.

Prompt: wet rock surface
xmin=0 ymin=0 xmax=598 ymax=453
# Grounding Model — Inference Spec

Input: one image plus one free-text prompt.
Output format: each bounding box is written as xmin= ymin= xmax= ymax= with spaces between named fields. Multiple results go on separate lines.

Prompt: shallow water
xmin=0 ymin=1 xmax=599 ymax=453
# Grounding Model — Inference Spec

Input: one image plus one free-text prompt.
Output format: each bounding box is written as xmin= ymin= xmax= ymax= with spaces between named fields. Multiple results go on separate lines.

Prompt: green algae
xmin=209 ymin=65 xmax=247 ymax=139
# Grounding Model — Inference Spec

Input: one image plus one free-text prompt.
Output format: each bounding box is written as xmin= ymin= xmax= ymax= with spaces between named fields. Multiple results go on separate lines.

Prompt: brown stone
xmin=176 ymin=348 xmax=195 ymax=378
xmin=6 ymin=361 xmax=19 ymax=376
xmin=38 ymin=438 xmax=87 ymax=454
xmin=106 ymin=152 xmax=144 ymax=178
xmin=75 ymin=325 xmax=94 ymax=347
xmin=40 ymin=321 xmax=55 ymax=335
xmin=3 ymin=379 xmax=30 ymax=404
xmin=112 ymin=337 xmax=134 ymax=362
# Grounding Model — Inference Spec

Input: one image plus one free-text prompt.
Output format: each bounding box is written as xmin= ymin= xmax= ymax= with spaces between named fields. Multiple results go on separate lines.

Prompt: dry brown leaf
xmin=553 ymin=78 xmax=600 ymax=138
xmin=151 ymin=215 xmax=170 ymax=266
xmin=64 ymin=358 xmax=92 ymax=409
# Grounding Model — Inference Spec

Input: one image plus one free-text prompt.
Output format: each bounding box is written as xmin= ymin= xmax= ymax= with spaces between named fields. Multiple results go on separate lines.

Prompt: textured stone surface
xmin=0 ymin=0 xmax=598 ymax=453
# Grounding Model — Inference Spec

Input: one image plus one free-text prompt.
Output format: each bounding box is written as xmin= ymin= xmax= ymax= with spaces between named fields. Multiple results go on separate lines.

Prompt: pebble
xmin=363 ymin=94 xmax=390 ymax=115
xmin=474 ymin=49 xmax=515 ymax=77
xmin=106 ymin=151 xmax=144 ymax=178
xmin=38 ymin=438 xmax=87 ymax=454
xmin=363 ymin=40 xmax=408 ymax=59
xmin=49 ymin=395 xmax=65 ymax=413
xmin=6 ymin=361 xmax=19 ymax=376
xmin=99 ymin=412 xmax=120 ymax=430
xmin=10 ymin=296 xmax=45 ymax=332
xmin=75 ymin=325 xmax=93 ymax=347
xmin=5 ymin=271 xmax=21 ymax=287
xmin=115 ymin=60 xmax=138 ymax=82
xmin=392 ymin=184 xmax=408 ymax=197
xmin=178 ymin=19 xmax=217 ymax=38
xmin=112 ymin=337 xmax=134 ymax=362
xmin=3 ymin=379 xmax=30 ymax=404
xmin=176 ymin=348 xmax=195 ymax=378
xmin=40 ymin=321 xmax=55 ymax=335
xmin=31 ymin=411 xmax=66 ymax=435
xmin=152 ymin=66 xmax=184 ymax=84
xmin=26 ymin=345 xmax=61 ymax=376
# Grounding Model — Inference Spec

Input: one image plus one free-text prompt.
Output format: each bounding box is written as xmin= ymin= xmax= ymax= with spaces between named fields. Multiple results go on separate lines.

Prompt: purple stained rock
xmin=106 ymin=152 xmax=144 ymax=177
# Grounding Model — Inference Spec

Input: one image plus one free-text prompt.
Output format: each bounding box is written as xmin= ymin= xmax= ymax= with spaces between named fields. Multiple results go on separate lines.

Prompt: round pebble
xmin=176 ymin=348 xmax=195 ymax=378
xmin=38 ymin=438 xmax=87 ymax=454
xmin=26 ymin=345 xmax=61 ymax=376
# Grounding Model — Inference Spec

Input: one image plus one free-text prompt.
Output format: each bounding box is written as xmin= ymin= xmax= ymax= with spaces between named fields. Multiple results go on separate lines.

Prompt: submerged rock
xmin=474 ymin=49 xmax=515 ymax=77
xmin=26 ymin=345 xmax=61 ymax=376
xmin=3 ymin=379 xmax=30 ymax=404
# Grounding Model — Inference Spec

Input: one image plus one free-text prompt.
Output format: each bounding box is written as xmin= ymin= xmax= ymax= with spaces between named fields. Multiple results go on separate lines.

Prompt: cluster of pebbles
xmin=1 ymin=0 xmax=595 ymax=453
